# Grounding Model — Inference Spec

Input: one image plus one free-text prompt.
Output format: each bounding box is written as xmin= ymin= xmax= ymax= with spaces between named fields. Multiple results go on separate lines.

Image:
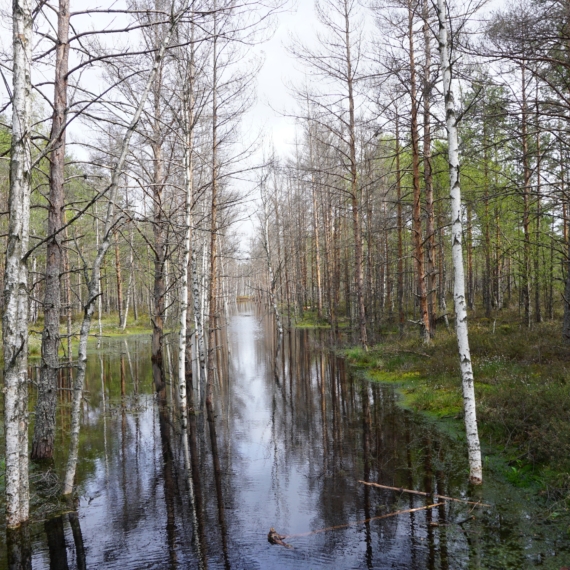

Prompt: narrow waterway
xmin=2 ymin=303 xmax=570 ymax=568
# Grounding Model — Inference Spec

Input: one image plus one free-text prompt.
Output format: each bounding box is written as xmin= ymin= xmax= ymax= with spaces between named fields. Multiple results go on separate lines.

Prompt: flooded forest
xmin=2 ymin=0 xmax=570 ymax=568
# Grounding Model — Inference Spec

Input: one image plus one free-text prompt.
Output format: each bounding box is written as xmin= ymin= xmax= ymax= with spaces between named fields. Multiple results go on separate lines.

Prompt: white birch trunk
xmin=164 ymin=258 xmax=170 ymax=324
xmin=3 ymin=0 xmax=32 ymax=528
xmin=220 ymin=257 xmax=231 ymax=355
xmin=192 ymin=248 xmax=207 ymax=399
xmin=120 ymin=269 xmax=132 ymax=330
xmin=63 ymin=2 xmax=190 ymax=494
xmin=178 ymin=81 xmax=194 ymax=430
xmin=436 ymin=0 xmax=483 ymax=485
xmin=120 ymin=227 xmax=133 ymax=330
xmin=95 ymin=202 xmax=103 ymax=348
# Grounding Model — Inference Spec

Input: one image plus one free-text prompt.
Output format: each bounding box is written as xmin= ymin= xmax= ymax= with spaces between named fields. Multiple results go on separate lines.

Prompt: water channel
xmin=2 ymin=303 xmax=570 ymax=568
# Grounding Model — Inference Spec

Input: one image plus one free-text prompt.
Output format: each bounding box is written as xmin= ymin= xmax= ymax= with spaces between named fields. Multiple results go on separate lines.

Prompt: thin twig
xmin=358 ymin=481 xmax=491 ymax=507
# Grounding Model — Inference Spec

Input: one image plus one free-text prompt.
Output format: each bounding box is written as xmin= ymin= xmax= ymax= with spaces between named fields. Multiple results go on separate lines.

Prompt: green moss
xmin=343 ymin=315 xmax=570 ymax=497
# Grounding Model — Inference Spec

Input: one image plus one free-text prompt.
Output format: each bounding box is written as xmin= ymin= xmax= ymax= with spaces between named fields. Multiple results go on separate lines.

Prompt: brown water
xmin=2 ymin=303 xmax=570 ymax=569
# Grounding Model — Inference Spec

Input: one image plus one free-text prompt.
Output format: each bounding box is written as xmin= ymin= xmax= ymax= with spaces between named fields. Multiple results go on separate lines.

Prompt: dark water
xmin=2 ymin=303 xmax=570 ymax=569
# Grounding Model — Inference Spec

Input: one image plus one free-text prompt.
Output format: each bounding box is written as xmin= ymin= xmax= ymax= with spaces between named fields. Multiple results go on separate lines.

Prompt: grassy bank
xmin=339 ymin=313 xmax=570 ymax=497
xmin=28 ymin=313 xmax=154 ymax=358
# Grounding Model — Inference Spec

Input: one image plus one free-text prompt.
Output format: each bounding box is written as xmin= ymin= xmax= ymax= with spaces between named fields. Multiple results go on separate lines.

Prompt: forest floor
xmin=298 ymin=309 xmax=570 ymax=503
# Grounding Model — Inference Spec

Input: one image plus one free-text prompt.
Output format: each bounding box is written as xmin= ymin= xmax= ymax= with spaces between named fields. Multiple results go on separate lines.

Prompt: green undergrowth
xmin=292 ymin=309 xmax=351 ymax=329
xmin=293 ymin=309 xmax=331 ymax=328
xmin=342 ymin=314 xmax=570 ymax=499
xmin=27 ymin=313 xmax=154 ymax=359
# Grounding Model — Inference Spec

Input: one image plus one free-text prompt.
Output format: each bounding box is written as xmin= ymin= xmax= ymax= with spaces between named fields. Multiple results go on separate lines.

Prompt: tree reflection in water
xmin=2 ymin=304 xmax=570 ymax=568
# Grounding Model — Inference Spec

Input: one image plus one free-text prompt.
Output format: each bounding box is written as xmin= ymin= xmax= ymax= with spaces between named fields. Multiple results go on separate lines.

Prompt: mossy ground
xmin=337 ymin=311 xmax=570 ymax=499
xmin=292 ymin=308 xmax=350 ymax=329
xmin=28 ymin=313 xmax=154 ymax=360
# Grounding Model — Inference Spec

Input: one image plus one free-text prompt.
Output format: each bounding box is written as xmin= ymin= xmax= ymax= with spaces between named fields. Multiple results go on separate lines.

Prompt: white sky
xmin=245 ymin=0 xmax=316 ymax=158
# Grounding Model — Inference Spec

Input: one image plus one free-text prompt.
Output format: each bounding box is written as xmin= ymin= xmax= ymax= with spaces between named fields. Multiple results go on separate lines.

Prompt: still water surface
xmin=3 ymin=303 xmax=570 ymax=568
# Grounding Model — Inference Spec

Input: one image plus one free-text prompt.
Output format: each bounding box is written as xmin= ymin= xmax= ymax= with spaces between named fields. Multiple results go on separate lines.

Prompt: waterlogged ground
xmin=2 ymin=304 xmax=570 ymax=568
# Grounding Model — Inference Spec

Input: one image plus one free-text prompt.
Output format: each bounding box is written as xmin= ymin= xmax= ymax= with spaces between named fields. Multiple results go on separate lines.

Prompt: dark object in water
xmin=267 ymin=528 xmax=292 ymax=549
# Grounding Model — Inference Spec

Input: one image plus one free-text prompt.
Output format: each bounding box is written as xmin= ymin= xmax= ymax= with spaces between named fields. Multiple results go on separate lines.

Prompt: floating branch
xmin=358 ymin=480 xmax=491 ymax=507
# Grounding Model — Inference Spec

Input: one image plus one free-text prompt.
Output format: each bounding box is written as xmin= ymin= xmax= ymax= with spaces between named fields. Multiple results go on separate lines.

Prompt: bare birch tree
xmin=436 ymin=0 xmax=482 ymax=485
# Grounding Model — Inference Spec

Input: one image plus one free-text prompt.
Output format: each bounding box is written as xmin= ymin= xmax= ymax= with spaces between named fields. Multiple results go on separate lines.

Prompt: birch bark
xmin=436 ymin=0 xmax=483 ymax=484
xmin=207 ymin=2 xmax=219 ymax=419
xmin=4 ymin=0 xmax=32 ymax=527
xmin=178 ymin=44 xmax=195 ymax=430
xmin=192 ymin=248 xmax=207 ymax=400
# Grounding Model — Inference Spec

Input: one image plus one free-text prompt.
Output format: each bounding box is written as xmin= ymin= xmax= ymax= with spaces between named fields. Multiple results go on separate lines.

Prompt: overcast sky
xmin=245 ymin=0 xmax=317 ymax=158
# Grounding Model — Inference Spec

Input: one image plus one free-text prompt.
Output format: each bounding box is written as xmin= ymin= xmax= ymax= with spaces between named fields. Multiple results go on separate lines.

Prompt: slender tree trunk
xmin=534 ymin=96 xmax=542 ymax=323
xmin=261 ymin=177 xmax=283 ymax=337
xmin=152 ymin=133 xmax=166 ymax=374
xmin=521 ymin=65 xmax=532 ymax=327
xmin=466 ymin=203 xmax=474 ymax=310
xmin=3 ymin=0 xmax=32 ymax=527
xmin=409 ymin=0 xmax=431 ymax=343
xmin=178 ymin=42 xmax=195 ymax=430
xmin=437 ymin=0 xmax=482 ymax=484
xmin=207 ymin=5 xmax=219 ymax=419
xmin=114 ymin=231 xmax=124 ymax=326
xmin=395 ymin=113 xmax=405 ymax=336
xmin=151 ymin=45 xmax=166 ymax=377
xmin=438 ymin=213 xmax=450 ymax=330
xmin=32 ymin=0 xmax=70 ymax=462
xmin=192 ymin=248 xmax=207 ymax=399
xmin=343 ymin=1 xmax=367 ymax=348
xmin=384 ymin=200 xmax=392 ymax=320
xmin=483 ymin=123 xmax=492 ymax=317
xmin=95 ymin=203 xmax=103 ymax=347
xmin=63 ymin=224 xmax=72 ymax=361
xmin=308 ymin=133 xmax=323 ymax=320
xmin=120 ymin=230 xmax=133 ymax=330
xmin=423 ymin=0 xmax=436 ymax=334
xmin=495 ymin=204 xmax=503 ymax=310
